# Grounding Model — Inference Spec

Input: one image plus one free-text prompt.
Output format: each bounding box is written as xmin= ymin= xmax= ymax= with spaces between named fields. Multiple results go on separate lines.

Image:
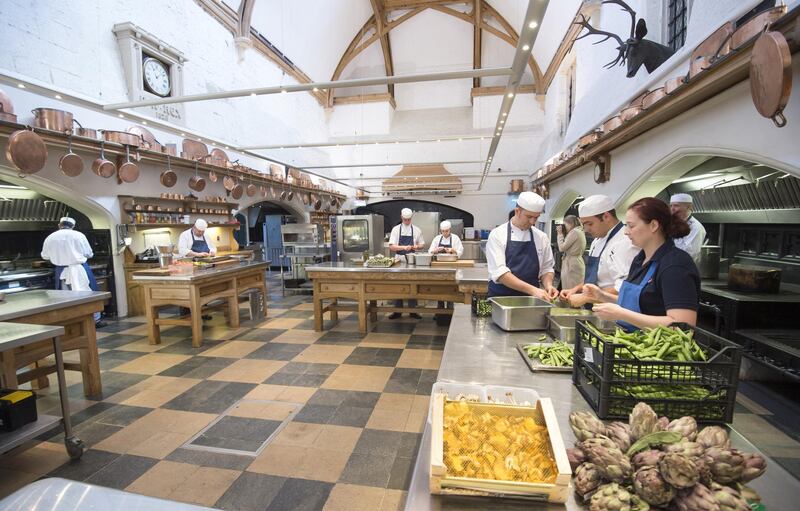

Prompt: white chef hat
xmin=401 ymin=208 xmax=413 ymax=219
xmin=194 ymin=219 xmax=208 ymax=230
xmin=440 ymin=220 xmax=451 ymax=230
xmin=670 ymin=193 xmax=693 ymax=204
xmin=59 ymin=217 xmax=76 ymax=226
xmin=578 ymin=195 xmax=615 ymax=217
xmin=516 ymin=191 xmax=545 ymax=213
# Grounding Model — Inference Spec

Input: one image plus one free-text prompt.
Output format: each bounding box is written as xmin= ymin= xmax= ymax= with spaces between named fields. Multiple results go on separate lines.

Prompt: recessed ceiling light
xmin=458 ymin=138 xmax=462 ymax=141
xmin=17 ymin=83 xmax=25 ymax=89
xmin=180 ymin=133 xmax=185 ymax=136
xmin=529 ymin=21 xmax=538 ymax=29
xmin=507 ymin=93 xmax=514 ymax=98
xmin=313 ymin=87 xmax=319 ymax=92
xmin=437 ymin=139 xmax=441 ymax=142
xmin=54 ymin=94 xmax=62 ymax=99
xmin=500 ymin=120 xmax=505 ymax=124
xmin=225 ymin=146 xmax=230 ymax=149
xmin=250 ymin=92 xmax=256 ymax=96
xmin=281 ymin=89 xmax=287 ymax=94
xmin=279 ymin=146 xmax=284 ymax=149
xmin=198 ymin=138 xmax=202 ymax=142
xmin=142 ymin=121 xmax=148 ymax=125
xmin=118 ymin=114 xmax=124 ymax=118
xmin=502 ymin=112 xmax=508 ymax=116
xmin=416 ymin=140 xmax=420 ymax=143
xmin=522 ymin=45 xmax=530 ymax=51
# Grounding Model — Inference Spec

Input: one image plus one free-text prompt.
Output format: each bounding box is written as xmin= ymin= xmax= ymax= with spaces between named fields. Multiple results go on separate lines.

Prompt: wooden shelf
xmin=120 ymin=195 xmax=235 ymax=208
xmin=124 ymin=209 xmax=230 ymax=215
xmin=126 ymin=223 xmax=239 ymax=228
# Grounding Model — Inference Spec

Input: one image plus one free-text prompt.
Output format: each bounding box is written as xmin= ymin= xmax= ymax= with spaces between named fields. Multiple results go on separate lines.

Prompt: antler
xmin=602 ymin=0 xmax=637 ymax=39
xmin=571 ymin=13 xmax=627 ymax=68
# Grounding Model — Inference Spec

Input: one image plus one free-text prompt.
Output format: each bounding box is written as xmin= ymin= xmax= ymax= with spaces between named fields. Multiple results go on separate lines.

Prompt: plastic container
xmin=572 ymin=321 xmax=741 ymax=422
xmin=471 ymin=291 xmax=490 ymax=317
xmin=0 ymin=389 xmax=38 ymax=431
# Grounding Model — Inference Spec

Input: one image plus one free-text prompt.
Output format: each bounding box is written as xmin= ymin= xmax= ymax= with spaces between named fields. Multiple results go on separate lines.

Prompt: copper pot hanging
xmin=92 ymin=140 xmax=116 ymax=178
xmin=32 ymin=108 xmax=73 ymax=132
xmin=312 ymin=194 xmax=322 ymax=210
xmin=6 ymin=127 xmax=47 ymax=175
xmin=231 ymin=178 xmax=244 ymax=200
xmin=189 ymin=161 xmax=206 ymax=191
xmin=160 ymin=155 xmax=177 ymax=187
xmin=246 ymin=180 xmax=256 ymax=197
xmin=223 ymin=175 xmax=235 ymax=191
xmin=208 ymin=167 xmax=218 ymax=183
xmin=58 ymin=131 xmax=84 ymax=177
xmin=102 ymin=130 xmax=142 ymax=147
xmin=117 ymin=145 xmax=140 ymax=183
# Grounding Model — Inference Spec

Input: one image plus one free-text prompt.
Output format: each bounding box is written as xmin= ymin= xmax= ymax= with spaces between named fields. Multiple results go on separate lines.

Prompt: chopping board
xmin=134 ymin=269 xmax=171 ymax=276
xmin=431 ymin=260 xmax=475 ymax=267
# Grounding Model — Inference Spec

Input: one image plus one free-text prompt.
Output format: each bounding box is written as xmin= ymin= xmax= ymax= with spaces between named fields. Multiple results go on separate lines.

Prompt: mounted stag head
xmin=574 ymin=0 xmax=676 ymax=78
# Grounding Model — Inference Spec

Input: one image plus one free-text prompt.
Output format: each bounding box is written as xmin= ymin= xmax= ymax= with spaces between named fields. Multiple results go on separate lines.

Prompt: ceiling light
xmin=522 ymin=45 xmax=530 ymax=51
xmin=528 ymin=21 xmax=538 ymax=29
xmin=437 ymin=139 xmax=441 ymax=142
xmin=279 ymin=146 xmax=284 ymax=149
xmin=312 ymin=87 xmax=319 ymax=92
xmin=502 ymin=112 xmax=507 ymax=116
xmin=54 ymin=94 xmax=62 ymax=99
xmin=500 ymin=120 xmax=505 ymax=124
xmin=197 ymin=138 xmax=202 ymax=142
xmin=17 ymin=83 xmax=25 ymax=89
xmin=142 ymin=121 xmax=147 ymax=125
xmin=118 ymin=114 xmax=124 ymax=118
xmin=281 ymin=89 xmax=287 ymax=94
xmin=250 ymin=92 xmax=256 ymax=97
xmin=458 ymin=138 xmax=462 ymax=141
xmin=180 ymin=133 xmax=185 ymax=136
xmin=225 ymin=146 xmax=230 ymax=149
xmin=416 ymin=140 xmax=420 ymax=143
xmin=507 ymin=93 xmax=514 ymax=98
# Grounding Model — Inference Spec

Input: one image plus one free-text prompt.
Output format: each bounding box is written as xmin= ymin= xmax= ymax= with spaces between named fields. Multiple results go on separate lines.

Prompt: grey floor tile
xmin=307 ymin=389 xmax=350 ymax=407
xmin=97 ymin=334 xmax=147 ymax=349
xmin=262 ymin=373 xmax=301 ymax=386
xmin=156 ymin=338 xmax=224 ymax=355
xmin=191 ymin=416 xmax=283 ymax=452
xmin=371 ymin=322 xmax=416 ymax=334
xmin=384 ymin=368 xmax=422 ymax=394
xmin=216 ymin=472 xmax=286 ymax=511
xmin=293 ymin=319 xmax=337 ymax=331
xmin=49 ymin=421 xmax=122 ymax=447
xmin=99 ymin=350 xmax=146 ymax=370
xmin=315 ymin=331 xmax=364 ymax=345
xmin=266 ymin=477 xmax=333 ymax=511
xmin=277 ymin=309 xmax=315 ymax=319
xmin=274 ymin=362 xmax=337 ymax=376
xmin=162 ymin=381 xmax=256 ymax=414
xmin=247 ymin=343 xmax=307 ymax=361
xmin=97 ymin=321 xmax=142 ymax=333
xmin=329 ymin=406 xmax=372 ymax=428
xmin=68 ymin=372 xmax=150 ymax=401
xmin=406 ymin=334 xmax=447 ymax=350
xmin=157 ymin=356 xmax=235 ymax=379
xmin=47 ymin=449 xmax=120 ymax=481
xmin=234 ymin=328 xmax=286 ymax=342
xmin=353 ymin=429 xmax=406 ymax=458
xmin=344 ymin=347 xmax=403 ymax=367
xmin=339 ymin=452 xmax=394 ymax=488
xmin=85 ymin=454 xmax=159 ymax=490
xmin=387 ymin=456 xmax=415 ymax=490
xmin=772 ymin=457 xmax=800 ymax=481
xmin=92 ymin=404 xmax=153 ymax=427
xmin=166 ymin=448 xmax=254 ymax=471
xmin=294 ymin=404 xmax=338 ymax=424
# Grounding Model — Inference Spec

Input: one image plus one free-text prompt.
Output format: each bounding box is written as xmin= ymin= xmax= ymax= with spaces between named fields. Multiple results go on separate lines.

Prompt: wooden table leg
xmin=28 ymin=362 xmax=50 ymax=389
xmin=261 ymin=281 xmax=269 ymax=317
xmin=228 ymin=293 xmax=240 ymax=328
xmin=330 ymin=298 xmax=339 ymax=322
xmin=0 ymin=351 xmax=17 ymax=390
xmin=314 ymin=296 xmax=323 ymax=331
xmin=78 ymin=315 xmax=102 ymax=397
xmin=190 ymin=287 xmax=204 ymax=348
xmin=369 ymin=300 xmax=378 ymax=323
xmin=143 ymin=285 xmax=161 ymax=345
xmin=358 ymin=298 xmax=368 ymax=334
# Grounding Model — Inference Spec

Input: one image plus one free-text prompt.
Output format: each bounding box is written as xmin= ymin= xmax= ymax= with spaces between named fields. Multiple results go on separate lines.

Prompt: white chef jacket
xmin=389 ymin=224 xmax=425 ymax=248
xmin=673 ymin=216 xmax=706 ymax=264
xmin=587 ymin=223 xmax=640 ymax=291
xmin=41 ymin=228 xmax=94 ymax=290
xmin=486 ymin=221 xmax=554 ymax=284
xmin=177 ymin=228 xmax=217 ymax=257
xmin=428 ymin=234 xmax=464 ymax=257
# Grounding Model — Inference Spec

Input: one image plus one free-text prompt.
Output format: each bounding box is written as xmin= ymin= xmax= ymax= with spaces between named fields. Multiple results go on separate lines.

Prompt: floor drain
xmin=182 ymin=399 xmax=301 ymax=457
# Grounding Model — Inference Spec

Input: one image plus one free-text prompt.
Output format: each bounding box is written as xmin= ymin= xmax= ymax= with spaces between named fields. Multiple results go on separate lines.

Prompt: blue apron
xmin=487 ymin=223 xmax=540 ymax=298
xmin=191 ymin=232 xmax=211 ymax=254
xmin=396 ymin=225 xmax=416 ymax=256
xmin=585 ymin=222 xmax=623 ymax=285
xmin=54 ymin=262 xmax=98 ymax=292
xmin=616 ymin=261 xmax=658 ymax=332
xmin=437 ymin=235 xmax=452 ymax=252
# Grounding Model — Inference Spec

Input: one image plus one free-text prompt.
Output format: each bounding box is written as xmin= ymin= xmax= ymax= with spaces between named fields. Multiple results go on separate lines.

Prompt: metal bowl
xmin=435 ymin=253 xmax=458 ymax=262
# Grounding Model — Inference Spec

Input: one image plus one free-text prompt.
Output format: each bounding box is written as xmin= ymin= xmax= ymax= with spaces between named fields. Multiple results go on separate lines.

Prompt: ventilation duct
xmin=679 ymin=176 xmax=800 ymax=224
xmin=0 ymin=198 xmax=69 ymax=231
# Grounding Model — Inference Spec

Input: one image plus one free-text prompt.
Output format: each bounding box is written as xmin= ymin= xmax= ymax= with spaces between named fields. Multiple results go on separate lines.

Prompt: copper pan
xmin=312 ymin=194 xmax=322 ymax=210
xmin=117 ymin=145 xmax=140 ymax=183
xmin=231 ymin=181 xmax=244 ymax=200
xmin=103 ymin=130 xmax=142 ymax=147
xmin=731 ymin=5 xmax=787 ymax=50
xmin=642 ymin=87 xmax=667 ymax=109
xmin=72 ymin=119 xmax=97 ymax=139
xmin=181 ymin=139 xmax=207 ymax=160
xmin=160 ymin=156 xmax=177 ymax=187
xmin=92 ymin=140 xmax=116 ymax=178
xmin=664 ymin=75 xmax=686 ymax=95
xmin=260 ymin=185 xmax=268 ymax=198
xmin=128 ymin=125 xmax=161 ymax=152
xmin=223 ymin=175 xmax=235 ymax=191
xmin=162 ymin=143 xmax=177 ymax=156
xmin=620 ymin=105 xmax=642 ymax=122
xmin=578 ymin=131 xmax=600 ymax=149
xmin=5 ymin=127 xmax=47 ymax=175
xmin=58 ymin=131 xmax=84 ymax=177
xmin=189 ymin=162 xmax=206 ymax=191
xmin=602 ymin=116 xmax=623 ymax=133
xmin=32 ymin=108 xmax=72 ymax=132
xmin=287 ymin=189 xmax=295 ymax=201
xmin=208 ymin=167 xmax=218 ymax=183
xmin=246 ymin=182 xmax=256 ymax=197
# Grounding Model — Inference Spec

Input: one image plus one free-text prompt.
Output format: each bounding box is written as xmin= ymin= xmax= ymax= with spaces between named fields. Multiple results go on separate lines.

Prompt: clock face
xmin=143 ymin=57 xmax=171 ymax=97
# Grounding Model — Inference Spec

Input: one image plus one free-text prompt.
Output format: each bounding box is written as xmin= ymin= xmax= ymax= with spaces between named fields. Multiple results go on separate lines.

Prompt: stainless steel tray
xmin=516 ymin=343 xmax=574 ymax=372
xmin=489 ymin=296 xmax=553 ymax=331
xmin=548 ymin=316 xmax=578 ymax=343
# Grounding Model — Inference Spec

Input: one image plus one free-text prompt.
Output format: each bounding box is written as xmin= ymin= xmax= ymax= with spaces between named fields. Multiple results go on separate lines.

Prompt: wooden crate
xmin=430 ymin=395 xmax=571 ymax=503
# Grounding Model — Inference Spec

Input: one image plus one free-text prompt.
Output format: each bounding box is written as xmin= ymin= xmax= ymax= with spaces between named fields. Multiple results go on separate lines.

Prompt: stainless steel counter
xmin=404 ymin=304 xmax=800 ymax=510
xmin=454 ymin=265 xmax=488 ymax=285
xmin=0 ymin=323 xmax=65 ymax=350
xmin=0 ymin=290 xmax=111 ymax=322
xmin=131 ymin=260 xmax=268 ymax=282
xmin=700 ymin=279 xmax=800 ymax=302
xmin=307 ymin=262 xmax=459 ymax=273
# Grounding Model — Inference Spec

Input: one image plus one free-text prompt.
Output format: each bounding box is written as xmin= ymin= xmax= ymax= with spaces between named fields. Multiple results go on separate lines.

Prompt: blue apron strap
xmin=616 ymin=261 xmax=658 ymax=332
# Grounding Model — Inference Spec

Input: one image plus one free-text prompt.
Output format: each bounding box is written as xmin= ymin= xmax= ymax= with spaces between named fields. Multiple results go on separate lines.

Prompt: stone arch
xmin=548 ymin=188 xmax=583 ymax=220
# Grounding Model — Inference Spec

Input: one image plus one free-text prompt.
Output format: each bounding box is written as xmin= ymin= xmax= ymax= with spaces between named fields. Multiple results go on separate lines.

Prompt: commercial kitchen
xmin=0 ymin=1 xmax=799 ymax=510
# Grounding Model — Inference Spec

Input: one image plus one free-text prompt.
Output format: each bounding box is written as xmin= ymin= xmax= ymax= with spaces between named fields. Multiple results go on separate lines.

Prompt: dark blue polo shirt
xmin=624 ymin=239 xmax=700 ymax=315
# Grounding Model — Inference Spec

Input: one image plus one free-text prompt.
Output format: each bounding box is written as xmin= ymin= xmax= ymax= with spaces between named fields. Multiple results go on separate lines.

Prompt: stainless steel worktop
xmin=0 ymin=323 xmax=65 ymax=351
xmin=306 ymin=262 xmax=459 ymax=273
xmin=404 ymin=304 xmax=800 ymax=511
xmin=700 ymin=279 xmax=800 ymax=302
xmin=131 ymin=260 xmax=269 ymax=282
xmin=0 ymin=290 xmax=111 ymax=322
xmin=454 ymin=265 xmax=488 ymax=285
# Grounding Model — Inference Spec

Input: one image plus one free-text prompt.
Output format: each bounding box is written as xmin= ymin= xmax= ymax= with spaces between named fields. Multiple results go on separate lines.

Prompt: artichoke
xmin=590 ymin=483 xmax=634 ymax=511
xmin=632 ymin=449 xmax=664 ymax=470
xmin=583 ymin=440 xmax=633 ymax=483
xmin=659 ymin=453 xmax=699 ymax=489
xmin=665 ymin=440 xmax=706 ymax=459
xmin=667 ymin=416 xmax=698 ymax=441
xmin=629 ymin=494 xmax=651 ymax=511
xmin=673 ymin=484 xmax=720 ymax=511
xmin=568 ymin=446 xmax=587 ymax=472
xmin=693 ymin=455 xmax=714 ymax=487
xmin=571 ymin=410 xmax=608 ymax=442
xmin=606 ymin=421 xmax=633 ymax=452
xmin=575 ymin=462 xmax=604 ymax=498
xmin=629 ymin=403 xmax=659 ymax=441
xmin=740 ymin=452 xmax=767 ymax=483
xmin=710 ymin=482 xmax=749 ymax=511
xmin=581 ymin=435 xmax=621 ymax=452
xmin=633 ymin=466 xmax=676 ymax=506
xmin=696 ymin=426 xmax=731 ymax=449
xmin=704 ymin=447 xmax=745 ymax=483
xmin=734 ymin=483 xmax=761 ymax=504
xmin=656 ymin=416 xmax=670 ymax=431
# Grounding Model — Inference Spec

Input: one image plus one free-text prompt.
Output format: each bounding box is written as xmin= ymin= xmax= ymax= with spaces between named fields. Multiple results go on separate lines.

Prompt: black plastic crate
xmin=471 ymin=291 xmax=491 ymax=317
xmin=572 ymin=321 xmax=741 ymax=423
xmin=0 ymin=389 xmax=38 ymax=432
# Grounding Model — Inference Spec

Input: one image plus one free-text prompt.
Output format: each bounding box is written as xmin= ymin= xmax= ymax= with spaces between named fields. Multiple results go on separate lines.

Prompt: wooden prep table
xmin=131 ymin=261 xmax=269 ymax=347
xmin=0 ymin=290 xmax=110 ymax=398
xmin=306 ymin=262 xmax=488 ymax=334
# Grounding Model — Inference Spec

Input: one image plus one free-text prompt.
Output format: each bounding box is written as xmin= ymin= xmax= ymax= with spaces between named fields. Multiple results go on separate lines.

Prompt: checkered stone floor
xmin=0 ymin=275 xmax=447 ymax=510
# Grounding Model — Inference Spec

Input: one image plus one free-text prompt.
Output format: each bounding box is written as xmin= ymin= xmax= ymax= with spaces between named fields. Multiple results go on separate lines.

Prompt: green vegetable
xmin=475 ymin=299 xmax=492 ymax=317
xmin=627 ymin=431 xmax=683 ymax=456
xmin=580 ymin=323 xmax=709 ymax=363
xmin=524 ymin=341 xmax=574 ymax=367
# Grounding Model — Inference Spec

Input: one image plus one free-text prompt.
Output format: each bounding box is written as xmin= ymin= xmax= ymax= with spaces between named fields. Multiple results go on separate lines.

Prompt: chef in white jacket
xmin=670 ymin=193 xmax=706 ymax=264
xmin=178 ymin=219 xmax=217 ymax=258
xmin=41 ymin=217 xmax=103 ymax=325
xmin=428 ymin=221 xmax=463 ymax=257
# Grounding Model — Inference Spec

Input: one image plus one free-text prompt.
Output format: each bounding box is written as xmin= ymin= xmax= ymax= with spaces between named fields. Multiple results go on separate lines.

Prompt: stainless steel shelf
xmin=0 ymin=414 xmax=61 ymax=455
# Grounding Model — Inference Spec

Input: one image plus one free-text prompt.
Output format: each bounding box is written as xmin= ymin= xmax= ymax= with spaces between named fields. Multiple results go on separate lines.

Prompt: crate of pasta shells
xmin=430 ymin=394 xmax=571 ymax=502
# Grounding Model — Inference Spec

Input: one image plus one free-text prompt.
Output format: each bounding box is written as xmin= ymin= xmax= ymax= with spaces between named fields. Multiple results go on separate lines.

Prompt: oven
xmin=0 ymin=270 xmax=54 ymax=294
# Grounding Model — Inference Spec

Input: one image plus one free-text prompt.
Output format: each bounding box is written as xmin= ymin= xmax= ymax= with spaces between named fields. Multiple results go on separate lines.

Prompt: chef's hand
xmin=530 ymin=287 xmax=550 ymax=301
xmin=568 ymin=293 xmax=589 ymax=308
xmin=560 ymin=288 xmax=575 ymax=300
xmin=582 ymin=283 xmax=603 ymax=302
xmin=592 ymin=303 xmax=624 ymax=320
xmin=544 ymin=285 xmax=559 ymax=301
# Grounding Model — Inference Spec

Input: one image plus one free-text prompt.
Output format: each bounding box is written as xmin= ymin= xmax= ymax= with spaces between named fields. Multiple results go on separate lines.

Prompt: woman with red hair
xmin=582 ymin=197 xmax=700 ymax=331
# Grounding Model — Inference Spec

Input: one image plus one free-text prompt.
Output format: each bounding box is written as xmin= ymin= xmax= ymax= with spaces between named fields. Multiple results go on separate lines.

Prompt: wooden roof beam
xmin=370 ymin=0 xmax=395 ymax=101
xmin=473 ymin=0 xmax=481 ymax=88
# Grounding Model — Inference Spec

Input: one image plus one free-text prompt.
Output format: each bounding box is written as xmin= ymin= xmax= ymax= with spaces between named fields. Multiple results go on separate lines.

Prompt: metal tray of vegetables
xmin=516 ymin=341 xmax=575 ymax=372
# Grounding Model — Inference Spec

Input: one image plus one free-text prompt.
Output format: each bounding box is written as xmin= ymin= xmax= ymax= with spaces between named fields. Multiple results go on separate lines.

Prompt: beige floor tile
xmin=732 ymin=414 xmax=797 ymax=448
xmin=360 ymin=333 xmax=410 ymax=348
xmin=381 ymin=490 xmax=408 ymax=511
xmin=243 ymin=384 xmax=316 ymax=403
xmin=0 ymin=468 xmax=39 ymax=499
xmin=207 ymin=359 xmax=286 ymax=384
xmin=272 ymin=329 xmax=325 ymax=344
xmin=314 ymin=425 xmax=362 ymax=453
xmin=114 ymin=336 xmax=182 ymax=353
xmin=374 ymin=393 xmax=415 ymax=413
xmin=199 ymin=340 xmax=262 ymax=358
xmin=292 ymin=344 xmax=355 ymax=364
xmin=1 ymin=441 xmax=70 ymax=476
xmin=259 ymin=317 xmax=305 ymax=329
xmin=247 ymin=443 xmax=305 ymax=476
xmin=411 ymin=395 xmax=430 ymax=414
xmin=118 ymin=325 xmax=152 ymax=336
xmin=272 ymin=421 xmax=324 ymax=447
xmin=321 ymin=364 xmax=394 ymax=392
xmin=366 ymin=408 xmax=410 ymax=432
xmin=126 ymin=460 xmax=197 ymax=499
xmin=298 ymin=447 xmax=350 ymax=482
xmin=396 ymin=349 xmax=442 ymax=370
xmin=111 ymin=353 xmax=192 ymax=375
xmin=96 ymin=409 xmax=216 ymax=458
xmin=119 ymin=377 xmax=202 ymax=408
xmin=323 ymin=484 xmax=386 ymax=511
xmin=228 ymin=400 xmax=299 ymax=421
xmin=331 ymin=321 xmax=363 ymax=333
xmin=404 ymin=410 xmax=427 ymax=433
xmin=292 ymin=303 xmax=316 ymax=311
xmin=168 ymin=465 xmax=241 ymax=506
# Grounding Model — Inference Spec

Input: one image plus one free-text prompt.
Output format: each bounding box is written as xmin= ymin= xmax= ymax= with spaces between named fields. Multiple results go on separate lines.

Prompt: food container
xmin=727 ymin=263 xmax=781 ymax=293
xmin=414 ymin=253 xmax=433 ymax=266
xmin=489 ymin=296 xmax=554 ymax=331
xmin=435 ymin=253 xmax=458 ymax=262
xmin=429 ymin=394 xmax=570 ymax=502
xmin=548 ymin=316 xmax=580 ymax=343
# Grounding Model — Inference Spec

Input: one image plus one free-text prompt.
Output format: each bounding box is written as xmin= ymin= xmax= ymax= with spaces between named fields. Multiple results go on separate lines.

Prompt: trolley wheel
xmin=65 ymin=436 xmax=85 ymax=460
